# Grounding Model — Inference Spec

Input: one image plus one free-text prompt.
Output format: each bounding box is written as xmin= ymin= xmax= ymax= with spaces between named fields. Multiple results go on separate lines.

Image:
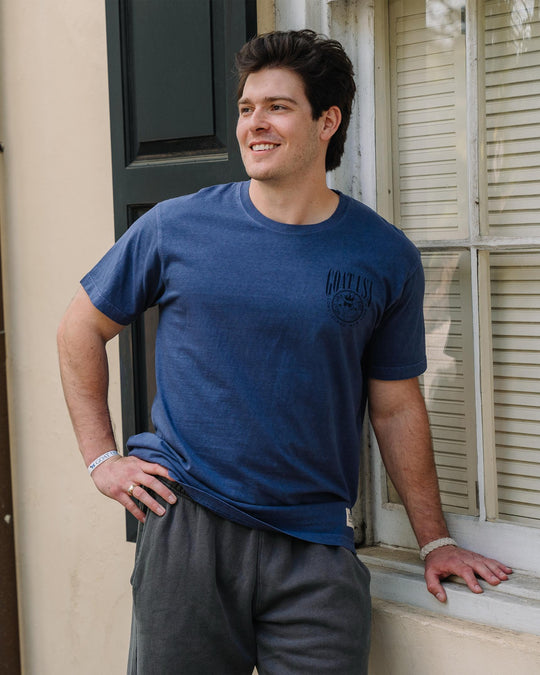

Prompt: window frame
xmin=370 ymin=0 xmax=540 ymax=578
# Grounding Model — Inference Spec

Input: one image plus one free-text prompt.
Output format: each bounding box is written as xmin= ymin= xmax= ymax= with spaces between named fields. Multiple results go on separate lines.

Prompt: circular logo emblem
xmin=331 ymin=289 xmax=366 ymax=324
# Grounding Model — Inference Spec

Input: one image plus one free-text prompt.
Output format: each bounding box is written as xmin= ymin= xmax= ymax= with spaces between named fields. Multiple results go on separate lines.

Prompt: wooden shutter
xmin=490 ymin=252 xmax=540 ymax=526
xmin=389 ymin=0 xmax=468 ymax=242
xmin=485 ymin=1 xmax=540 ymax=236
xmin=421 ymin=251 xmax=478 ymax=514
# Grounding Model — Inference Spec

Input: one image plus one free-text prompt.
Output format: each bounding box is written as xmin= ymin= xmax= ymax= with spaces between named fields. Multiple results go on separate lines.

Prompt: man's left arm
xmin=367 ymin=376 xmax=512 ymax=603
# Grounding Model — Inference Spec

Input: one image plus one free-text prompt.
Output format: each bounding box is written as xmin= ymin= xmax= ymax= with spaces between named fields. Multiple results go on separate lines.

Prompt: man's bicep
xmin=60 ymin=286 xmax=127 ymax=343
xmin=367 ymin=376 xmax=426 ymax=422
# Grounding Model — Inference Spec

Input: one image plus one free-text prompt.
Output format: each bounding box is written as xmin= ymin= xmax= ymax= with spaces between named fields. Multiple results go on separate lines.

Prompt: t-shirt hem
xmin=81 ymin=274 xmax=132 ymax=325
xmin=368 ymin=358 xmax=427 ymax=381
xmin=165 ymin=477 xmax=356 ymax=552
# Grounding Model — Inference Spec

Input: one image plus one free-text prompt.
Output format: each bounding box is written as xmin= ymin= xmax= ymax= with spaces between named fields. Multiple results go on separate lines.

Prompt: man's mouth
xmin=250 ymin=143 xmax=279 ymax=152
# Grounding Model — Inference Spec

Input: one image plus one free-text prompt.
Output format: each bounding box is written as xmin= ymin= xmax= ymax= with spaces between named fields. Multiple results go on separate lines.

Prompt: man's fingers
xmin=127 ymin=483 xmax=165 ymax=516
xmin=142 ymin=460 xmax=173 ymax=480
xmin=118 ymin=492 xmax=147 ymax=523
xmin=139 ymin=471 xmax=178 ymax=505
xmin=91 ymin=456 xmax=177 ymax=517
xmin=458 ymin=567 xmax=484 ymax=594
xmin=467 ymin=558 xmax=512 ymax=587
xmin=485 ymin=560 xmax=513 ymax=580
xmin=424 ymin=547 xmax=513 ymax=602
xmin=128 ymin=469 xmax=178 ymax=516
xmin=454 ymin=553 xmax=510 ymax=588
xmin=428 ymin=582 xmax=447 ymax=603
xmin=424 ymin=569 xmax=448 ymax=603
xmin=426 ymin=569 xmax=482 ymax=601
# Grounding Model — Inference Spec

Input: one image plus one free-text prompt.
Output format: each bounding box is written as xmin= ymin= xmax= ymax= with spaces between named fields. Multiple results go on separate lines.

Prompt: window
xmin=372 ymin=0 xmax=540 ymax=576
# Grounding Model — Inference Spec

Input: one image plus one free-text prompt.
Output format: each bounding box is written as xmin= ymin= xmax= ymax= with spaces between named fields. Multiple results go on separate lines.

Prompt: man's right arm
xmin=57 ymin=286 xmax=177 ymax=521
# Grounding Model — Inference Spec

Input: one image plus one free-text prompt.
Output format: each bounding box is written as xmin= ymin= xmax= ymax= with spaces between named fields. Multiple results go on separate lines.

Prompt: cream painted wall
xmin=369 ymin=600 xmax=540 ymax=674
xmin=0 ymin=2 xmax=132 ymax=673
xmin=257 ymin=0 xmax=275 ymax=33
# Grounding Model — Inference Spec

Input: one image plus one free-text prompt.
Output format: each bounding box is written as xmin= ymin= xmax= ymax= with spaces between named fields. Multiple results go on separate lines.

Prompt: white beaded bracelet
xmin=87 ymin=450 xmax=119 ymax=475
xmin=419 ymin=537 xmax=458 ymax=561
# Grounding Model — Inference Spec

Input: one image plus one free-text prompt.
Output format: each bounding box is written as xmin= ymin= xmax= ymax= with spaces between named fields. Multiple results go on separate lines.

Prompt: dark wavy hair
xmin=235 ymin=29 xmax=356 ymax=172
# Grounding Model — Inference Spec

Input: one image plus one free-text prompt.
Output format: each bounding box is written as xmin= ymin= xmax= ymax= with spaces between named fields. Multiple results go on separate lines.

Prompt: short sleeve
xmin=366 ymin=262 xmax=427 ymax=380
xmin=80 ymin=205 xmax=164 ymax=325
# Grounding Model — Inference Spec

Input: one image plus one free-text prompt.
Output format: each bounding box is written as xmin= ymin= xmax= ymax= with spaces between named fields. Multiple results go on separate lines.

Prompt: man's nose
xmin=249 ymin=107 xmax=270 ymax=129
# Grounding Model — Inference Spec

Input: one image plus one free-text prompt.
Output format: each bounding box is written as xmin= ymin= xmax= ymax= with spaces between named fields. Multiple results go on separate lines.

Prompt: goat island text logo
xmin=326 ymin=269 xmax=373 ymax=326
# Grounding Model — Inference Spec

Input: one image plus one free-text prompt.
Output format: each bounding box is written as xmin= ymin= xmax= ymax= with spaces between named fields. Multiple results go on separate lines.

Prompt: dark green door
xmin=105 ymin=0 xmax=257 ymax=538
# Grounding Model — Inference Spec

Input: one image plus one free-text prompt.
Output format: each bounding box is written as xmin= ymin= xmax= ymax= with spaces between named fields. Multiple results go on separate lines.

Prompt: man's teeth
xmin=252 ymin=143 xmax=277 ymax=151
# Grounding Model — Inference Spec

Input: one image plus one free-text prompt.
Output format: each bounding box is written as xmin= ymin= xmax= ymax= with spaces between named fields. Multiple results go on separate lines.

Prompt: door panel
xmin=107 ymin=0 xmax=255 ymax=219
xmin=126 ymin=0 xmax=216 ymax=159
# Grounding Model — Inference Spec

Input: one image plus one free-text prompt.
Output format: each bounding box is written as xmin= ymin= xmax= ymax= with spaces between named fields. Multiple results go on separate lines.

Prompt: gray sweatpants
xmin=128 ymin=480 xmax=371 ymax=674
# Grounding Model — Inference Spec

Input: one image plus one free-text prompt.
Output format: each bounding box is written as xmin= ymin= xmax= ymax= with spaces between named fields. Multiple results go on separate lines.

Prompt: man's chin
xmin=244 ymin=169 xmax=274 ymax=182
xmin=243 ymin=162 xmax=285 ymax=181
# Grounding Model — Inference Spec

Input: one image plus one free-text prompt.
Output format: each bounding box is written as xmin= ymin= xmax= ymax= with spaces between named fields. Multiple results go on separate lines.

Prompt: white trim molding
xmin=359 ymin=546 xmax=540 ymax=636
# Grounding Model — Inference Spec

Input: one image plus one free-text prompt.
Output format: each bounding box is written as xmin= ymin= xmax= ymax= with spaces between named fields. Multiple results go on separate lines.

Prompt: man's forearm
xmin=375 ymin=413 xmax=449 ymax=547
xmin=368 ymin=377 xmax=449 ymax=548
xmin=58 ymin=317 xmax=117 ymax=465
xmin=57 ymin=289 xmax=124 ymax=466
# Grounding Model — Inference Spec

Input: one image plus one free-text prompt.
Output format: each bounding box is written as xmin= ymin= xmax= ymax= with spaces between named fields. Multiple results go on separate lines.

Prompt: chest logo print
xmin=326 ymin=269 xmax=373 ymax=326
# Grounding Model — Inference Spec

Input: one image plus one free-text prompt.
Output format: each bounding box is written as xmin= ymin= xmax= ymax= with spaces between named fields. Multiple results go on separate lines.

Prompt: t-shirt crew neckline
xmin=238 ymin=180 xmax=348 ymax=235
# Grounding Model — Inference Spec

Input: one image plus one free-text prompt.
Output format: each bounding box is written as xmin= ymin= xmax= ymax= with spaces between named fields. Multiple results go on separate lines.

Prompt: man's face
xmin=236 ymin=67 xmax=327 ymax=185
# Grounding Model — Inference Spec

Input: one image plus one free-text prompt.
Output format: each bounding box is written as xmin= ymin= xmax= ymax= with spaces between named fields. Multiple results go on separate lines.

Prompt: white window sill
xmin=357 ymin=546 xmax=540 ymax=636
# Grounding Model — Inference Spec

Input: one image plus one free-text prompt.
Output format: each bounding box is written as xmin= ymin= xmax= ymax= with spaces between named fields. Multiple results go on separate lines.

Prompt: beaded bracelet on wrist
xmin=419 ymin=537 xmax=458 ymax=561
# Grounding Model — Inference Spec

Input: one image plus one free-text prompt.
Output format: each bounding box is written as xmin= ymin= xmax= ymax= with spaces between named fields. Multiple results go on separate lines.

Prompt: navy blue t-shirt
xmin=82 ymin=181 xmax=426 ymax=551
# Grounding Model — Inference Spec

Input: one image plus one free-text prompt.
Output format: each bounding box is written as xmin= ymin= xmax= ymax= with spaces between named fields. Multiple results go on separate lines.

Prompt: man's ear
xmin=320 ymin=106 xmax=342 ymax=141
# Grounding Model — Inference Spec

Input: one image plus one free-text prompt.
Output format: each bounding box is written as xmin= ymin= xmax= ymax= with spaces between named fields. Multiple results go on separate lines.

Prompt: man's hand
xmin=91 ymin=454 xmax=177 ymax=523
xmin=424 ymin=545 xmax=513 ymax=603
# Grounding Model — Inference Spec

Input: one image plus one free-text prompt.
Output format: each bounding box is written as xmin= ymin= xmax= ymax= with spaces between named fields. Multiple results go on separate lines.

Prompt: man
xmin=58 ymin=30 xmax=511 ymax=674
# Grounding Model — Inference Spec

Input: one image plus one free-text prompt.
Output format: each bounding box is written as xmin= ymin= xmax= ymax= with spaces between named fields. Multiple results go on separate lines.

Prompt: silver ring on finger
xmin=127 ymin=483 xmax=137 ymax=497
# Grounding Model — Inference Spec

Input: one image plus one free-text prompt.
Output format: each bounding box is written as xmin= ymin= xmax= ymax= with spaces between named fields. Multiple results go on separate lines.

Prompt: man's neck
xmin=248 ymin=179 xmax=339 ymax=225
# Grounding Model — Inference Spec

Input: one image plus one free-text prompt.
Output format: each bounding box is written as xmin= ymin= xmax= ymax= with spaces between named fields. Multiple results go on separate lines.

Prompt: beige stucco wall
xmin=369 ymin=600 xmax=540 ymax=674
xmin=0 ymin=1 xmax=132 ymax=673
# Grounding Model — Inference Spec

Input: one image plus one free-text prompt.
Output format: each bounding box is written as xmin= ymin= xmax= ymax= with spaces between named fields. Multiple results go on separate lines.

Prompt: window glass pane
xmin=422 ymin=251 xmax=478 ymax=514
xmin=490 ymin=251 xmax=540 ymax=526
xmin=387 ymin=250 xmax=478 ymax=514
xmin=484 ymin=0 xmax=540 ymax=235
xmin=389 ymin=0 xmax=469 ymax=241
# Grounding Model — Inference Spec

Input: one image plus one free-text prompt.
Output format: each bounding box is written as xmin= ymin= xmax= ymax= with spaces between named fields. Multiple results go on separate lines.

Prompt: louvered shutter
xmin=484 ymin=2 xmax=540 ymax=526
xmin=389 ymin=0 xmax=468 ymax=241
xmin=490 ymin=252 xmax=540 ymax=525
xmin=485 ymin=1 xmax=540 ymax=236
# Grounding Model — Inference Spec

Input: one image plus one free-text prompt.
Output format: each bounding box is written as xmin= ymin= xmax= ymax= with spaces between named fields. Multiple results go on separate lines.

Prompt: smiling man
xmin=58 ymin=30 xmax=511 ymax=675
xmin=236 ymin=66 xmax=341 ymax=225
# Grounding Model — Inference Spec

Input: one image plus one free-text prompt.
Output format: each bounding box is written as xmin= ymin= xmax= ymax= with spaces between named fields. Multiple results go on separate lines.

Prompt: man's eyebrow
xmin=238 ymin=95 xmax=299 ymax=106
